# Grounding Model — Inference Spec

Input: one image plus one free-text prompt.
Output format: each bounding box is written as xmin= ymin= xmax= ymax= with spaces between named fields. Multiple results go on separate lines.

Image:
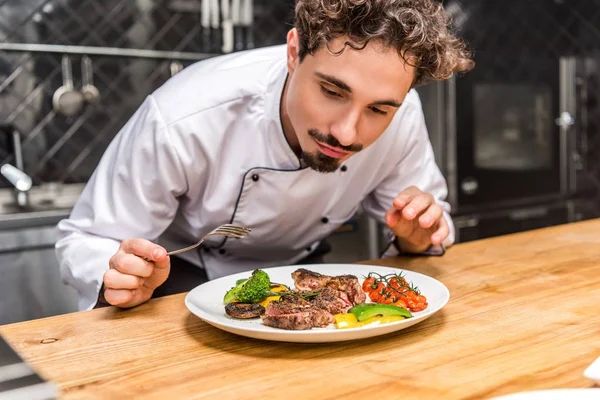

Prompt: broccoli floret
xmin=223 ymin=270 xmax=272 ymax=304
xmin=236 ymin=269 xmax=271 ymax=303
xmin=223 ymin=279 xmax=247 ymax=304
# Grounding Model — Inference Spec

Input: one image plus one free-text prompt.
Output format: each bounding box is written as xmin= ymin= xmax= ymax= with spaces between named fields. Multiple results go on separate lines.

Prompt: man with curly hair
xmin=56 ymin=0 xmax=475 ymax=309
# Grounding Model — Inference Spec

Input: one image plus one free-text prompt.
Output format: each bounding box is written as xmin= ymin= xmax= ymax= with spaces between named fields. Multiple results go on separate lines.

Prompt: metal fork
xmin=167 ymin=224 xmax=251 ymax=256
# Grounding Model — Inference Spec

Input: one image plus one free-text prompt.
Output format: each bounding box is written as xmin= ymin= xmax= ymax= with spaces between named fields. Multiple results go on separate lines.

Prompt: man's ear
xmin=286 ymin=28 xmax=300 ymax=74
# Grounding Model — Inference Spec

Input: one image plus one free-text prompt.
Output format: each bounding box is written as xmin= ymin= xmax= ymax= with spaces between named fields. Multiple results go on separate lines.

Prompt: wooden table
xmin=2 ymin=220 xmax=600 ymax=399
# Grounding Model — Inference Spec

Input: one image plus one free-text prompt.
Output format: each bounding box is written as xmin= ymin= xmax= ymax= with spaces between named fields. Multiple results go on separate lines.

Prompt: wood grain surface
xmin=2 ymin=220 xmax=600 ymax=399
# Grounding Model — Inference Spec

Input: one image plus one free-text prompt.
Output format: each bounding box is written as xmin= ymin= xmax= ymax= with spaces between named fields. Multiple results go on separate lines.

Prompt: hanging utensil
xmin=201 ymin=0 xmax=211 ymax=52
xmin=221 ymin=0 xmax=234 ymax=53
xmin=81 ymin=55 xmax=99 ymax=104
xmin=52 ymin=55 xmax=84 ymax=117
xmin=242 ymin=0 xmax=254 ymax=49
xmin=210 ymin=0 xmax=221 ymax=53
xmin=170 ymin=61 xmax=184 ymax=77
xmin=231 ymin=0 xmax=243 ymax=51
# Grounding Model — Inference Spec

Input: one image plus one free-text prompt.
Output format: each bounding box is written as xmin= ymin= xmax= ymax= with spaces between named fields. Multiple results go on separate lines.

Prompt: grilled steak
xmin=292 ymin=268 xmax=330 ymax=290
xmin=225 ymin=303 xmax=265 ymax=319
xmin=262 ymin=269 xmax=369 ymax=330
xmin=261 ymin=294 xmax=334 ymax=330
xmin=292 ymin=268 xmax=366 ymax=305
xmin=309 ymin=287 xmax=353 ymax=314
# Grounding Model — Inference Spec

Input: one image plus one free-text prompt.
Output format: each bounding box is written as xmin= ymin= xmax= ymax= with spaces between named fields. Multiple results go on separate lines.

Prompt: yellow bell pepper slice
xmin=258 ymin=285 xmax=287 ymax=307
xmin=360 ymin=315 xmax=406 ymax=327
xmin=334 ymin=313 xmax=406 ymax=329
xmin=334 ymin=313 xmax=359 ymax=329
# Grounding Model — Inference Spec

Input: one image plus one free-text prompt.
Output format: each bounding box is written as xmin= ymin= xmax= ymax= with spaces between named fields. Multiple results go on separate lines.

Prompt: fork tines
xmin=215 ymin=224 xmax=251 ymax=238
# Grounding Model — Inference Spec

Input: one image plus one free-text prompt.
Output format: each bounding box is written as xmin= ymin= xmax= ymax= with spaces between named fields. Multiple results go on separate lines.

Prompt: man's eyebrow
xmin=315 ymin=71 xmax=402 ymax=108
xmin=371 ymin=99 xmax=403 ymax=108
xmin=315 ymin=72 xmax=352 ymax=92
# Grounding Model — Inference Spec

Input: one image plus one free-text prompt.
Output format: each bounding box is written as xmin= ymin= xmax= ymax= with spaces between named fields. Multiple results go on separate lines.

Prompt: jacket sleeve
xmin=360 ymin=92 xmax=455 ymax=258
xmin=55 ymin=95 xmax=190 ymax=310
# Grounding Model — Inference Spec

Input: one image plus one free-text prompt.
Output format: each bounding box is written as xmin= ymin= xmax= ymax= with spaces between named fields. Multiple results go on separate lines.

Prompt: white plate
xmin=184 ymin=263 xmax=450 ymax=343
xmin=488 ymin=389 xmax=600 ymax=400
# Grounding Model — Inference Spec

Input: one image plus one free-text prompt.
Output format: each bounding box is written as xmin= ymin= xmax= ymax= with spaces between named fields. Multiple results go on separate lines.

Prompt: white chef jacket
xmin=55 ymin=45 xmax=454 ymax=311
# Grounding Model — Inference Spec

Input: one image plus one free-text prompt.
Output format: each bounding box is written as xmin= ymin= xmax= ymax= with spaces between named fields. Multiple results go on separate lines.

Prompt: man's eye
xmin=369 ymin=106 xmax=387 ymax=115
xmin=320 ymin=86 xmax=341 ymax=98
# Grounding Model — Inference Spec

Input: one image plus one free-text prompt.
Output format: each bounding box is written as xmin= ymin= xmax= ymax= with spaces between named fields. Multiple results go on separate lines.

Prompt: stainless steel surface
xmin=324 ymin=210 xmax=384 ymax=264
xmin=0 ymin=209 xmax=70 ymax=231
xmin=0 ymin=225 xmax=79 ymax=325
xmin=0 ymin=42 xmax=218 ymax=61
xmin=416 ymin=80 xmax=446 ymax=169
xmin=453 ymin=197 xmax=597 ymax=244
xmin=445 ymin=76 xmax=458 ymax=210
xmin=167 ymin=224 xmax=251 ymax=256
xmin=0 ymin=182 xmax=83 ymax=214
xmin=0 ymin=183 xmax=82 ymax=231
xmin=0 ymin=335 xmax=57 ymax=400
xmin=0 ymin=126 xmax=32 ymax=209
xmin=0 ymin=225 xmax=56 ymax=254
xmin=365 ymin=215 xmax=380 ymax=260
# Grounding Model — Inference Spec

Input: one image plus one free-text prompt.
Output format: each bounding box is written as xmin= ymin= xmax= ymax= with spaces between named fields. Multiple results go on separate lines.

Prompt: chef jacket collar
xmin=265 ymin=60 xmax=306 ymax=170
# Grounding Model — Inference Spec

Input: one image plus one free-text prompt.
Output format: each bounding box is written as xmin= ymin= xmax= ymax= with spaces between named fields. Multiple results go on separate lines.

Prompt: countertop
xmin=1 ymin=219 xmax=600 ymax=399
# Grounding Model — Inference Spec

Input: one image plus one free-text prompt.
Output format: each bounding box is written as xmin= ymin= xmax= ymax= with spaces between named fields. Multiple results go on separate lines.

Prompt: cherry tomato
xmin=391 ymin=299 xmax=408 ymax=309
xmin=369 ymin=291 xmax=382 ymax=303
xmin=362 ymin=277 xmax=376 ymax=293
xmin=388 ymin=277 xmax=401 ymax=289
xmin=411 ymin=301 xmax=427 ymax=312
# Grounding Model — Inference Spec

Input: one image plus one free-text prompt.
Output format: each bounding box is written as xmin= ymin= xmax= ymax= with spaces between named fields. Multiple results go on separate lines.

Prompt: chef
xmin=56 ymin=0 xmax=474 ymax=310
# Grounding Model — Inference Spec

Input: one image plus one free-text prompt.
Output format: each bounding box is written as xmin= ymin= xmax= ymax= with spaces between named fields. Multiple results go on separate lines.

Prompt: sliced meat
xmin=292 ymin=268 xmax=330 ymax=291
xmin=310 ymin=287 xmax=353 ymax=314
xmin=326 ymin=275 xmax=367 ymax=305
xmin=310 ymin=308 xmax=335 ymax=328
xmin=259 ymin=269 xmax=367 ymax=330
xmin=225 ymin=303 xmax=265 ymax=319
xmin=261 ymin=294 xmax=334 ymax=330
xmin=292 ymin=268 xmax=366 ymax=305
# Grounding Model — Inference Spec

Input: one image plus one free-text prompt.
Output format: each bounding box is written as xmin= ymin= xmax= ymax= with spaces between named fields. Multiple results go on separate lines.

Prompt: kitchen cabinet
xmin=0 ymin=224 xmax=78 ymax=325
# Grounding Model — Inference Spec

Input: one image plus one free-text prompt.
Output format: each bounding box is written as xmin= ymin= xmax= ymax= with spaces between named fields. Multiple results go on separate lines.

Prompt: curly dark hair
xmin=294 ymin=0 xmax=474 ymax=86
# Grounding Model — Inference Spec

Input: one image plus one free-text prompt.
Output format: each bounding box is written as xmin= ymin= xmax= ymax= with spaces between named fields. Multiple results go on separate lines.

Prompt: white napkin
xmin=584 ymin=356 xmax=600 ymax=384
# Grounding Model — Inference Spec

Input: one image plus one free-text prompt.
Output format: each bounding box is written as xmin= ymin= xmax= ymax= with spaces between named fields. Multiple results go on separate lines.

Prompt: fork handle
xmin=166 ymin=241 xmax=205 ymax=256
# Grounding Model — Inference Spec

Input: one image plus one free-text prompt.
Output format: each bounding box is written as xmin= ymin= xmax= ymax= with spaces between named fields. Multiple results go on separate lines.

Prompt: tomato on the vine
xmin=362 ymin=272 xmax=428 ymax=313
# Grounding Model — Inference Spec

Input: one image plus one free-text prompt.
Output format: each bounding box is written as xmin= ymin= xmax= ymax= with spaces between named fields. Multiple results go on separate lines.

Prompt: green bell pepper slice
xmin=349 ymin=303 xmax=413 ymax=321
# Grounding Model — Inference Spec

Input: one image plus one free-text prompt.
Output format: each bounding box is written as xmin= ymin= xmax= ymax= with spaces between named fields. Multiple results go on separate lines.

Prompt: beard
xmin=302 ymin=129 xmax=363 ymax=174
xmin=301 ymin=151 xmax=341 ymax=173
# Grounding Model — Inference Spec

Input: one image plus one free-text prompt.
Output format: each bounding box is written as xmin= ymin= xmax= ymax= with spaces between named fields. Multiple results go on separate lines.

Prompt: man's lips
xmin=315 ymin=141 xmax=349 ymax=159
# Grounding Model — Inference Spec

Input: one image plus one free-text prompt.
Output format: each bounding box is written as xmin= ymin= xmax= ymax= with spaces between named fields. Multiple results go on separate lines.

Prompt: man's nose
xmin=331 ymin=109 xmax=360 ymax=147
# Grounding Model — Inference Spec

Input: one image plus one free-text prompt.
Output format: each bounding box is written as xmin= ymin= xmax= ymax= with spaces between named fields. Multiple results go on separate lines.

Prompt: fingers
xmin=109 ymin=252 xmax=154 ymax=277
xmin=103 ymin=288 xmax=140 ymax=308
xmin=431 ymin=216 xmax=450 ymax=245
xmin=392 ymin=186 xmax=421 ymax=210
xmin=103 ymin=255 xmax=149 ymax=307
xmin=104 ymin=268 xmax=145 ymax=289
xmin=418 ymin=203 xmax=444 ymax=229
xmin=120 ymin=238 xmax=168 ymax=263
xmin=398 ymin=192 xmax=435 ymax=221
xmin=103 ymin=266 xmax=145 ymax=307
xmin=102 ymin=239 xmax=171 ymax=308
xmin=385 ymin=208 xmax=401 ymax=227
xmin=390 ymin=186 xmax=451 ymax=249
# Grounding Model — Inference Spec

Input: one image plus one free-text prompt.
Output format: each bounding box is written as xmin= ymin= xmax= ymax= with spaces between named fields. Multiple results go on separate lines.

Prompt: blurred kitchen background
xmin=1 ymin=0 xmax=599 ymax=324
